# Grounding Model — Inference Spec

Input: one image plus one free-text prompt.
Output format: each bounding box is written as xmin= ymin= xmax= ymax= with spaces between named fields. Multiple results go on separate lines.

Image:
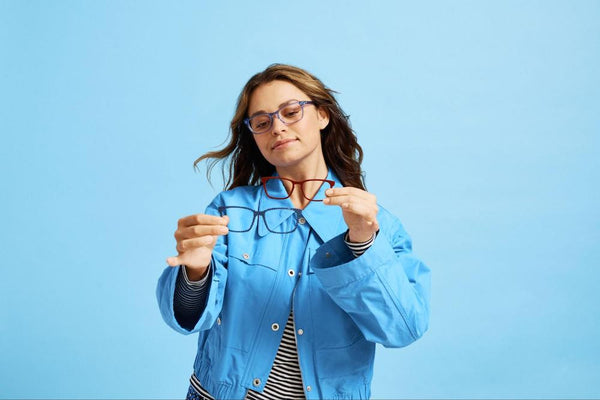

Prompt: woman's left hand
xmin=323 ymin=187 xmax=379 ymax=242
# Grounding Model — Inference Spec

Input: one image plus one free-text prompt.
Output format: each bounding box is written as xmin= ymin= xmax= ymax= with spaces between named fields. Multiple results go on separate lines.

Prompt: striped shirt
xmin=175 ymin=230 xmax=377 ymax=399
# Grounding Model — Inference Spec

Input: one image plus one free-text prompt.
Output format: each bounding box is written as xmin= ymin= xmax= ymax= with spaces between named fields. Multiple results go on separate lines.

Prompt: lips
xmin=272 ymin=138 xmax=297 ymax=150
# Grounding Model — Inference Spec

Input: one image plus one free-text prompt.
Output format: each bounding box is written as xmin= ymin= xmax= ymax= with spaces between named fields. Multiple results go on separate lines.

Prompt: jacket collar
xmin=256 ymin=169 xmax=346 ymax=242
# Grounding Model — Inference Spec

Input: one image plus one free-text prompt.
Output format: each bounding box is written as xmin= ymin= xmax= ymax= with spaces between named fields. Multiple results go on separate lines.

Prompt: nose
xmin=270 ymin=114 xmax=287 ymax=135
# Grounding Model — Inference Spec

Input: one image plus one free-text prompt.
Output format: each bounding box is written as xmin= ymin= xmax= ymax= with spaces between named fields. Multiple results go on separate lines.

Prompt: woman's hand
xmin=323 ymin=187 xmax=379 ymax=242
xmin=166 ymin=214 xmax=229 ymax=280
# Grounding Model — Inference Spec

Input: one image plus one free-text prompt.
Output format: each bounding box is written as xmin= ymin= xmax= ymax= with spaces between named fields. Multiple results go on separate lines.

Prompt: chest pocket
xmin=221 ymin=243 xmax=282 ymax=353
xmin=227 ymin=231 xmax=287 ymax=272
xmin=229 ymin=247 xmax=279 ymax=271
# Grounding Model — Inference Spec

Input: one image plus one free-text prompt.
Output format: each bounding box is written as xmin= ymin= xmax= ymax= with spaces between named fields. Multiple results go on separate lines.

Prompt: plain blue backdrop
xmin=1 ymin=1 xmax=599 ymax=398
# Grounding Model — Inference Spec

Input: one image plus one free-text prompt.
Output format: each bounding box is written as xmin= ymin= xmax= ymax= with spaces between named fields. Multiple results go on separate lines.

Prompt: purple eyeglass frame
xmin=243 ymin=100 xmax=315 ymax=134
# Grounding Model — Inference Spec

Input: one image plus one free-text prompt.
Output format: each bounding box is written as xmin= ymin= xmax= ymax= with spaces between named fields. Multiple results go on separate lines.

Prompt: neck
xmin=275 ymin=161 xmax=328 ymax=182
xmin=275 ymin=159 xmax=329 ymax=210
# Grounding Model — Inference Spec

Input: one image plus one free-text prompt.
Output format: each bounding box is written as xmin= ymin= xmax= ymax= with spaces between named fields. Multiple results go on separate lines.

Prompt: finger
xmin=323 ymin=194 xmax=356 ymax=206
xmin=166 ymin=255 xmax=181 ymax=267
xmin=323 ymin=195 xmax=378 ymax=212
xmin=177 ymin=235 xmax=216 ymax=252
xmin=325 ymin=187 xmax=375 ymax=201
xmin=176 ymin=224 xmax=229 ymax=240
xmin=339 ymin=202 xmax=379 ymax=222
xmin=179 ymin=214 xmax=229 ymax=228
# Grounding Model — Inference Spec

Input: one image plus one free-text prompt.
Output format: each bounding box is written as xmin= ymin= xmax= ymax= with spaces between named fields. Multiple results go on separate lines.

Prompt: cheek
xmin=253 ymin=135 xmax=270 ymax=155
xmin=297 ymin=117 xmax=321 ymax=137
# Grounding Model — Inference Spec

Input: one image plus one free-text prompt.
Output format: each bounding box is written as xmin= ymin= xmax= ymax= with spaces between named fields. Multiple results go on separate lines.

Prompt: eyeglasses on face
xmin=244 ymin=100 xmax=315 ymax=135
xmin=217 ymin=206 xmax=303 ymax=234
xmin=261 ymin=177 xmax=335 ymax=202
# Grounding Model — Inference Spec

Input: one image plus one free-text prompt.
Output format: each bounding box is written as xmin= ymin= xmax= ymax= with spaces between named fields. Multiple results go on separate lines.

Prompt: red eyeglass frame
xmin=260 ymin=177 xmax=335 ymax=202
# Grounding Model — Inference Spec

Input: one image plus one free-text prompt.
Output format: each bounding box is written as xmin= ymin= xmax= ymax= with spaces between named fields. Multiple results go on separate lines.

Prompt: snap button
xmin=297 ymin=328 xmax=304 ymax=335
xmin=253 ymin=378 xmax=261 ymax=387
xmin=306 ymin=385 xmax=312 ymax=391
xmin=217 ymin=317 xmax=221 ymax=326
xmin=298 ymin=217 xmax=306 ymax=225
xmin=325 ymin=252 xmax=331 ymax=258
xmin=242 ymin=253 xmax=250 ymax=260
xmin=271 ymin=323 xmax=279 ymax=331
xmin=288 ymin=269 xmax=295 ymax=277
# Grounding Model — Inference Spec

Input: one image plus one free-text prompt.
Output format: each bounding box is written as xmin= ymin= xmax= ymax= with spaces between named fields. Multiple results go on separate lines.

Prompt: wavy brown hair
xmin=194 ymin=64 xmax=365 ymax=190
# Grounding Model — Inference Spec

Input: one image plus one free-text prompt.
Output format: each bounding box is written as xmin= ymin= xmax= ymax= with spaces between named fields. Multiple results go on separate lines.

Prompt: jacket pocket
xmin=229 ymin=248 xmax=279 ymax=271
xmin=221 ymin=249 xmax=279 ymax=354
xmin=315 ymin=337 xmax=374 ymax=380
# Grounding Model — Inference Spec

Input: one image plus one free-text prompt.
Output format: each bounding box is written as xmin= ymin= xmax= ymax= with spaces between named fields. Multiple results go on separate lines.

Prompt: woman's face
xmin=247 ymin=80 xmax=329 ymax=173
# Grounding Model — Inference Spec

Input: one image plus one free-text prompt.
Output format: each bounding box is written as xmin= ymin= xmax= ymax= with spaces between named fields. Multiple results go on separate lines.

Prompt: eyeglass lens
xmin=263 ymin=178 xmax=332 ymax=201
xmin=218 ymin=206 xmax=300 ymax=234
xmin=249 ymin=102 xmax=304 ymax=134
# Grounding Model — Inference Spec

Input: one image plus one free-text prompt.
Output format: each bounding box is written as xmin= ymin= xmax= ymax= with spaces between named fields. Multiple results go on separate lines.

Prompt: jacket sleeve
xmin=156 ymin=197 xmax=229 ymax=335
xmin=310 ymin=208 xmax=431 ymax=348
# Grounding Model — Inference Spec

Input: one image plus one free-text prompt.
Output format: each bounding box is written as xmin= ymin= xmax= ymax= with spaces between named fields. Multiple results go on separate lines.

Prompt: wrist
xmin=184 ymin=265 xmax=209 ymax=282
xmin=347 ymin=230 xmax=376 ymax=243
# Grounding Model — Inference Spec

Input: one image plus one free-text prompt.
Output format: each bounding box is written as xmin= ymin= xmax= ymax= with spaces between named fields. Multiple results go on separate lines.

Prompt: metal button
xmin=306 ymin=385 xmax=312 ymax=391
xmin=297 ymin=328 xmax=304 ymax=335
xmin=271 ymin=323 xmax=279 ymax=331
xmin=325 ymin=252 xmax=331 ymax=258
xmin=298 ymin=217 xmax=306 ymax=225
xmin=217 ymin=317 xmax=221 ymax=325
xmin=253 ymin=378 xmax=261 ymax=387
xmin=288 ymin=269 xmax=295 ymax=277
xmin=243 ymin=253 xmax=250 ymax=260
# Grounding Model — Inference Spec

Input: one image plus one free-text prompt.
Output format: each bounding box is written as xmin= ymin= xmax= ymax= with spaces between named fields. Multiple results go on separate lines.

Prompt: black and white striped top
xmin=174 ymin=230 xmax=377 ymax=399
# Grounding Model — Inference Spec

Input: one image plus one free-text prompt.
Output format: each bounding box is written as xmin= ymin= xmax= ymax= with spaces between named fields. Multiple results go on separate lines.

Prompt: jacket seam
xmin=375 ymin=266 xmax=418 ymax=341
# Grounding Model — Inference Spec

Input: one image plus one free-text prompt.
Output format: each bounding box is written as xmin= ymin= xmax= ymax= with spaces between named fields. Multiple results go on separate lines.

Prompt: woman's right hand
xmin=166 ymin=214 xmax=229 ymax=280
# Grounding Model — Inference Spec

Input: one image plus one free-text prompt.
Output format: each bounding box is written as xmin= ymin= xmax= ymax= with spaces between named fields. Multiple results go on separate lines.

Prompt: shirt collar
xmin=256 ymin=169 xmax=346 ymax=242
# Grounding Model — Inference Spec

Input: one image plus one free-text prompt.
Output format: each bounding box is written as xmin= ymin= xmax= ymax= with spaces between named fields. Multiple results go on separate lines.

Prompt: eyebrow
xmin=248 ymin=99 xmax=300 ymax=118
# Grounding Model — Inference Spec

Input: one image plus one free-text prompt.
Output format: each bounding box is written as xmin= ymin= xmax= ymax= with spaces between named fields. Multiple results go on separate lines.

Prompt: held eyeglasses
xmin=261 ymin=177 xmax=335 ymax=202
xmin=217 ymin=206 xmax=303 ymax=234
xmin=244 ymin=100 xmax=315 ymax=134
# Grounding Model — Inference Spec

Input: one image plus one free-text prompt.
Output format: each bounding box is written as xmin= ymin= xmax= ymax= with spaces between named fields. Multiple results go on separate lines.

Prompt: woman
xmin=157 ymin=64 xmax=431 ymax=400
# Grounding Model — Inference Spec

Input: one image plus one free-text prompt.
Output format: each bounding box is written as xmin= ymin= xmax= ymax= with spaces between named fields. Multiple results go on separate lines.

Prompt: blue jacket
xmin=157 ymin=170 xmax=431 ymax=400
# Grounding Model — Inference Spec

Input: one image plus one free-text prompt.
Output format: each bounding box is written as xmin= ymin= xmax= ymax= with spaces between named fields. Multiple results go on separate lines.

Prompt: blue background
xmin=1 ymin=1 xmax=599 ymax=398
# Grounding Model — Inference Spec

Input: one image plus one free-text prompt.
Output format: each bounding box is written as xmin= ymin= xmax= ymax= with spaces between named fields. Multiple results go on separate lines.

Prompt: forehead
xmin=248 ymin=80 xmax=308 ymax=114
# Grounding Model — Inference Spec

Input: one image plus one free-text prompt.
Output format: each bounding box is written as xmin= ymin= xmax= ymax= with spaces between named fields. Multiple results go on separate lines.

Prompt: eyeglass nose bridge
xmin=268 ymin=109 xmax=290 ymax=131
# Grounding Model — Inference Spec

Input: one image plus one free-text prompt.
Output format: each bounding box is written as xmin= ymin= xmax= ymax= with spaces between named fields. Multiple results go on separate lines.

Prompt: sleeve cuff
xmin=343 ymin=230 xmax=379 ymax=257
xmin=181 ymin=263 xmax=211 ymax=288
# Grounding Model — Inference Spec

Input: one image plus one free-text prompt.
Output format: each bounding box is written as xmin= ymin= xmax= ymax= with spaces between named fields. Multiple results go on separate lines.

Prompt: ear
xmin=317 ymin=106 xmax=330 ymax=130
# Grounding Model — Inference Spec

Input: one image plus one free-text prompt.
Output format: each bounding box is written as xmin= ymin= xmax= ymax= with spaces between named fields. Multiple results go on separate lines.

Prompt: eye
xmin=282 ymin=105 xmax=301 ymax=119
xmin=251 ymin=116 xmax=271 ymax=130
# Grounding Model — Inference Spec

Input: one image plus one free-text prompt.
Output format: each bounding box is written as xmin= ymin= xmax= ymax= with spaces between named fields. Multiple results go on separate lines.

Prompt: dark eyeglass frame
xmin=261 ymin=177 xmax=335 ymax=202
xmin=243 ymin=100 xmax=316 ymax=135
xmin=217 ymin=206 xmax=303 ymax=234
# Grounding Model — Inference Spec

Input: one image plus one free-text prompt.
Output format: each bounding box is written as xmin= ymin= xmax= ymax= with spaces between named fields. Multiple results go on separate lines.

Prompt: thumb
xmin=166 ymin=256 xmax=181 ymax=267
